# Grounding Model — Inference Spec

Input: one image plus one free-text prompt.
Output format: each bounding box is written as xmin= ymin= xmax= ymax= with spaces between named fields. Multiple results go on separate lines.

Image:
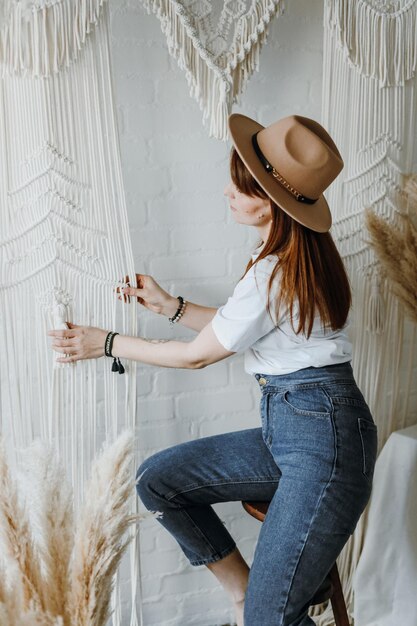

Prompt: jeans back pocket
xmin=357 ymin=418 xmax=378 ymax=480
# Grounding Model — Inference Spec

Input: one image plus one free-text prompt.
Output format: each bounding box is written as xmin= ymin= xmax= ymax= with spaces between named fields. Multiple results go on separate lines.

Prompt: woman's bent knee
xmin=135 ymin=450 xmax=175 ymax=510
xmin=135 ymin=455 xmax=160 ymax=505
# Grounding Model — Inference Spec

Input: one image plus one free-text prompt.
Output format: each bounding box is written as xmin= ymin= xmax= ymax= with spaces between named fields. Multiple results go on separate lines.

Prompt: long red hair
xmin=230 ymin=147 xmax=352 ymax=339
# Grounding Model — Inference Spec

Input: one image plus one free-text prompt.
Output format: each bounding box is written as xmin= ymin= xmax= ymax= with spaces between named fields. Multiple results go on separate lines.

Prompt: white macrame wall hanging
xmin=0 ymin=2 xmax=144 ymax=624
xmin=316 ymin=1 xmax=417 ymax=624
xmin=141 ymin=0 xmax=286 ymax=140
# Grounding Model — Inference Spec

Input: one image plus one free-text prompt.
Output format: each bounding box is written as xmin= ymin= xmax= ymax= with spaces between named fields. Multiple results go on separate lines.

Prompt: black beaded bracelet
xmin=169 ymin=296 xmax=187 ymax=325
xmin=104 ymin=331 xmax=125 ymax=374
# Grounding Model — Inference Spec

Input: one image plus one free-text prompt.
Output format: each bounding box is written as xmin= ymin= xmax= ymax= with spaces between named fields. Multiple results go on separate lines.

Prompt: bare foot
xmin=233 ymin=598 xmax=245 ymax=626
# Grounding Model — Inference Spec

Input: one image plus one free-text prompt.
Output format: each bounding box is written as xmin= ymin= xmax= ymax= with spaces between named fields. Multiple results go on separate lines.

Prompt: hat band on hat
xmin=251 ymin=132 xmax=318 ymax=205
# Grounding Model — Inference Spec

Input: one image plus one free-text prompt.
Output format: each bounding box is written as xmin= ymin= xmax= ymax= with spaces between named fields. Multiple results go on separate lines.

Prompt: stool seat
xmin=241 ymin=500 xmax=350 ymax=626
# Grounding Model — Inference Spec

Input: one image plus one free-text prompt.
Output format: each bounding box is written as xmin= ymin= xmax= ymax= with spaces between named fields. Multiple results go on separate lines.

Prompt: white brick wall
xmin=109 ymin=1 xmax=325 ymax=624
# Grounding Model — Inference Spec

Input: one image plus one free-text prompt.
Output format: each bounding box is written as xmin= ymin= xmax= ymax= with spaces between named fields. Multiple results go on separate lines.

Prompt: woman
xmin=48 ymin=114 xmax=378 ymax=626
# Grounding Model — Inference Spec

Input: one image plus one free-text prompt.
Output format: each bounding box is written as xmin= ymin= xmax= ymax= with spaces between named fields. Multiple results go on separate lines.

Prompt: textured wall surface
xmin=109 ymin=1 xmax=324 ymax=624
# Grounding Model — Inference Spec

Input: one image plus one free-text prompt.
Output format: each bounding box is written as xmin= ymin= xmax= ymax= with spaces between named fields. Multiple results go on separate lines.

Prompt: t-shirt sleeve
xmin=211 ymin=258 xmax=284 ymax=352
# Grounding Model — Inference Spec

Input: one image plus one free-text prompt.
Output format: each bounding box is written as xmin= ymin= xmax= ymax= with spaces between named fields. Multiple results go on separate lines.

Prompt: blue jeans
xmin=136 ymin=361 xmax=378 ymax=626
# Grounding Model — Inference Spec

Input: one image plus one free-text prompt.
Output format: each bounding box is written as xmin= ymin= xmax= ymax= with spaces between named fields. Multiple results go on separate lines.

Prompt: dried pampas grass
xmin=68 ymin=431 xmax=139 ymax=626
xmin=0 ymin=438 xmax=45 ymax=617
xmin=0 ymin=430 xmax=158 ymax=625
xmin=17 ymin=440 xmax=74 ymax=621
xmin=365 ymin=174 xmax=417 ymax=323
xmin=405 ymin=174 xmax=417 ymax=207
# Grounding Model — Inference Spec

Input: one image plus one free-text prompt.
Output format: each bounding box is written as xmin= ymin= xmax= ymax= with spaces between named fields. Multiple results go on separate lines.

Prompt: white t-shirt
xmin=211 ymin=245 xmax=352 ymax=375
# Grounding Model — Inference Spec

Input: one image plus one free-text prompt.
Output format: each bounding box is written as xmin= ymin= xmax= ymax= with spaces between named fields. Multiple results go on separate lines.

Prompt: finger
xmin=47 ymin=330 xmax=77 ymax=338
xmin=118 ymin=291 xmax=130 ymax=303
xmin=52 ymin=338 xmax=76 ymax=347
xmin=116 ymin=275 xmax=133 ymax=296
xmin=115 ymin=276 xmax=129 ymax=292
xmin=57 ymin=355 xmax=78 ymax=363
xmin=122 ymin=288 xmax=144 ymax=304
xmin=52 ymin=345 xmax=77 ymax=354
xmin=122 ymin=286 xmax=144 ymax=296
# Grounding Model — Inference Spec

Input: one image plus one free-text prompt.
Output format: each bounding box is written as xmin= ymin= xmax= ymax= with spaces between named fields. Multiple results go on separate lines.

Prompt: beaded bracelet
xmin=169 ymin=296 xmax=187 ymax=325
xmin=104 ymin=331 xmax=125 ymax=374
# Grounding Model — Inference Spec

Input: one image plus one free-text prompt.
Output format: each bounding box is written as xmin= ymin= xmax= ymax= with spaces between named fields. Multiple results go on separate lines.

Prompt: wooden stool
xmin=241 ymin=501 xmax=350 ymax=626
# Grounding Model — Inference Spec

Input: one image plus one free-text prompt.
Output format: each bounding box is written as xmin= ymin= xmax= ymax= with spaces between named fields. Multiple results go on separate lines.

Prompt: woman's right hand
xmin=115 ymin=274 xmax=177 ymax=316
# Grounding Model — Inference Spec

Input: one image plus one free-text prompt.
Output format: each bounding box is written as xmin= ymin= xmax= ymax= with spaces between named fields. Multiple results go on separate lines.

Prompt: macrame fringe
xmin=320 ymin=2 xmax=417 ymax=624
xmin=364 ymin=274 xmax=385 ymax=334
xmin=0 ymin=7 xmax=142 ymax=625
xmin=142 ymin=0 xmax=285 ymax=140
xmin=0 ymin=0 xmax=108 ymax=77
xmin=325 ymin=0 xmax=417 ymax=86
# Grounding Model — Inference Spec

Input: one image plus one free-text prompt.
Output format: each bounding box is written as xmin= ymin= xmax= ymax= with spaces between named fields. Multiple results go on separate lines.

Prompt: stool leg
xmin=329 ymin=563 xmax=350 ymax=626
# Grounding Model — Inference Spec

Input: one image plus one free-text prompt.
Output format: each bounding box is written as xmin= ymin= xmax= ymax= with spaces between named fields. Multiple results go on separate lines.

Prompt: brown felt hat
xmin=228 ymin=113 xmax=344 ymax=233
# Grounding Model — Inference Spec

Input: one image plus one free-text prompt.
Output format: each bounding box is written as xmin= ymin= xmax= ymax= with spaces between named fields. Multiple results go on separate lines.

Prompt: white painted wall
xmin=109 ymin=1 xmax=325 ymax=624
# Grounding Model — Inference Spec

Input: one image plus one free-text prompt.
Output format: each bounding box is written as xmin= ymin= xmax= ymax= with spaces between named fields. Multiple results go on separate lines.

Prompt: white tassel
xmin=365 ymin=275 xmax=385 ymax=334
xmin=0 ymin=0 xmax=108 ymax=77
xmin=142 ymin=0 xmax=285 ymax=140
xmin=325 ymin=0 xmax=417 ymax=86
xmin=50 ymin=303 xmax=71 ymax=369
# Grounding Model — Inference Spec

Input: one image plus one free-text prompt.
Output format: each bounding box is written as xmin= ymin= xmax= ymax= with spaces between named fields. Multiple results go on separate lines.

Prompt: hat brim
xmin=228 ymin=113 xmax=332 ymax=233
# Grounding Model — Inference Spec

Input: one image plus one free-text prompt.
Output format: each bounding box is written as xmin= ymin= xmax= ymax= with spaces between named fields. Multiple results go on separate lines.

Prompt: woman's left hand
xmin=47 ymin=322 xmax=109 ymax=363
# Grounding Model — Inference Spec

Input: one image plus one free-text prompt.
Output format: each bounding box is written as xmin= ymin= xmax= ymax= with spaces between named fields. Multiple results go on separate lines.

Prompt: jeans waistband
xmin=254 ymin=361 xmax=354 ymax=390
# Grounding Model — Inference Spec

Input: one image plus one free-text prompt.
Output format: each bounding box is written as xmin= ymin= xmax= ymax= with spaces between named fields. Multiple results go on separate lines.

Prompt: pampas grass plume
xmin=0 ymin=438 xmax=44 ymax=615
xmin=0 ymin=430 xmax=149 ymax=625
xmin=365 ymin=174 xmax=417 ymax=323
xmin=17 ymin=440 xmax=74 ymax=623
xmin=68 ymin=430 xmax=139 ymax=626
